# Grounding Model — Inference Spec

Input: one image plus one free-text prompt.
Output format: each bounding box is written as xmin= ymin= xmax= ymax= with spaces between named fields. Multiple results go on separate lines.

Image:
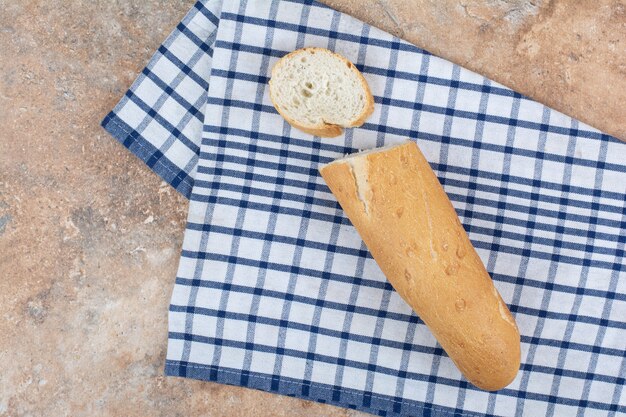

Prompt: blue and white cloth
xmin=102 ymin=1 xmax=626 ymax=416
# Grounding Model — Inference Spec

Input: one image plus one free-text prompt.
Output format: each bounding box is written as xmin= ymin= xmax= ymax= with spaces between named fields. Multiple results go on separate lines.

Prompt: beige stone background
xmin=0 ymin=0 xmax=624 ymax=416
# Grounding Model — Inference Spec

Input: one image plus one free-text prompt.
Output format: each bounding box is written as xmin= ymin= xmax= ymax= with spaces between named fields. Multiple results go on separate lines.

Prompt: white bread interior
xmin=269 ymin=47 xmax=374 ymax=138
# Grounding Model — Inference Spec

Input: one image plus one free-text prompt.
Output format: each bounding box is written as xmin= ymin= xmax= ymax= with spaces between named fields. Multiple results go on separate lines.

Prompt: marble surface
xmin=0 ymin=1 xmax=623 ymax=416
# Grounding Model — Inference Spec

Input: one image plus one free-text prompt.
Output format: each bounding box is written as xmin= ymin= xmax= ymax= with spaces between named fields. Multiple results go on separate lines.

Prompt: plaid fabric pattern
xmin=102 ymin=0 xmax=626 ymax=416
xmin=101 ymin=0 xmax=222 ymax=197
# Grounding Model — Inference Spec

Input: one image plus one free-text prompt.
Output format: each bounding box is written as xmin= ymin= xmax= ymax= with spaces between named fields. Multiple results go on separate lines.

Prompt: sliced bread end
xmin=269 ymin=47 xmax=374 ymax=138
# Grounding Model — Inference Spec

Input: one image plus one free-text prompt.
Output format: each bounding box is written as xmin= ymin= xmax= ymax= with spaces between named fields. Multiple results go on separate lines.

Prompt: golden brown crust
xmin=319 ymin=141 xmax=521 ymax=391
xmin=291 ymin=123 xmax=344 ymax=138
xmin=268 ymin=47 xmax=375 ymax=138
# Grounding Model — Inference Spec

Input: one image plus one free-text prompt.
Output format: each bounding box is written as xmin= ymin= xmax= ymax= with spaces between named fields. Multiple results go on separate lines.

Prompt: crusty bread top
xmin=269 ymin=47 xmax=374 ymax=138
xmin=320 ymin=141 xmax=521 ymax=391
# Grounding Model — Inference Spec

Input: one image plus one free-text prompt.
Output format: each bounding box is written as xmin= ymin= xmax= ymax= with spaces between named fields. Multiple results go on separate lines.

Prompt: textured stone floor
xmin=0 ymin=1 xmax=623 ymax=416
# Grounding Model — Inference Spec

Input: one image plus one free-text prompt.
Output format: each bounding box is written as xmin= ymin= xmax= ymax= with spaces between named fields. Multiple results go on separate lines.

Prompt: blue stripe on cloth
xmin=101 ymin=112 xmax=194 ymax=196
xmin=194 ymin=0 xmax=220 ymax=27
xmin=169 ymin=275 xmax=625 ymax=360
xmin=168 ymin=300 xmax=626 ymax=362
xmin=140 ymin=66 xmax=204 ymax=123
xmin=165 ymin=361 xmax=481 ymax=417
xmin=268 ymin=3 xmax=316 ymax=388
xmin=203 ymin=92 xmax=622 ymax=151
xmin=164 ymin=357 xmax=625 ymax=414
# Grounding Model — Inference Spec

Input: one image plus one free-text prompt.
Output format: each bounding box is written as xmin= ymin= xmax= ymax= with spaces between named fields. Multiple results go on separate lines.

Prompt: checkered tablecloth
xmin=102 ymin=1 xmax=626 ymax=416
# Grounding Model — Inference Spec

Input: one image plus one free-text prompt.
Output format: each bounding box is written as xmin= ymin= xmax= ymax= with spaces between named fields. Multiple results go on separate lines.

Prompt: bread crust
xmin=269 ymin=47 xmax=374 ymax=138
xmin=320 ymin=141 xmax=521 ymax=391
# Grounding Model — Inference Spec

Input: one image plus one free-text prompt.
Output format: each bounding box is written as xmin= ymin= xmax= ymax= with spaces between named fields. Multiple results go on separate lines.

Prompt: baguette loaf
xmin=269 ymin=47 xmax=374 ymax=137
xmin=319 ymin=141 xmax=520 ymax=391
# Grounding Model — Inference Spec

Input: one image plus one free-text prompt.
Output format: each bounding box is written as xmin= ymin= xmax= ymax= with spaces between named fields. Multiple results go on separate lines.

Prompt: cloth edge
xmin=101 ymin=112 xmax=194 ymax=197
xmin=164 ymin=360 xmax=482 ymax=417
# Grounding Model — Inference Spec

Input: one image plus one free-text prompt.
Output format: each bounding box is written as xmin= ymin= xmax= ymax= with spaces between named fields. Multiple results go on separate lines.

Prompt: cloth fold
xmin=102 ymin=1 xmax=626 ymax=416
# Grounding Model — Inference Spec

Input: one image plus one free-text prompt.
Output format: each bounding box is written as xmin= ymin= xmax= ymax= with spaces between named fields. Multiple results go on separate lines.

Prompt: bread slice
xmin=269 ymin=47 xmax=374 ymax=138
xmin=320 ymin=141 xmax=521 ymax=391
